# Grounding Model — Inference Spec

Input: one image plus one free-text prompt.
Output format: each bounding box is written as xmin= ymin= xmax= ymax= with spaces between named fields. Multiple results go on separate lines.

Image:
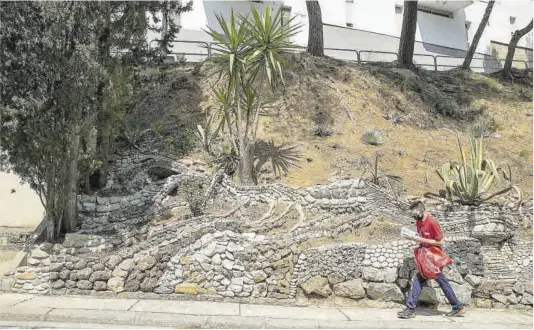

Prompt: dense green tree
xmin=0 ymin=1 xmax=191 ymax=240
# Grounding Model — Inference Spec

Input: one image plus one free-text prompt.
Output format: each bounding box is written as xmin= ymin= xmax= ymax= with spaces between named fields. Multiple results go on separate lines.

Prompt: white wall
xmin=151 ymin=0 xmax=532 ymax=60
xmin=465 ymin=0 xmax=533 ymax=54
xmin=0 ymin=171 xmax=44 ymax=230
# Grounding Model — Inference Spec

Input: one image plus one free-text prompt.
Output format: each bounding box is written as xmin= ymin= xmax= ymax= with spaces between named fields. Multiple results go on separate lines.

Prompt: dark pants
xmin=407 ymin=273 xmax=462 ymax=310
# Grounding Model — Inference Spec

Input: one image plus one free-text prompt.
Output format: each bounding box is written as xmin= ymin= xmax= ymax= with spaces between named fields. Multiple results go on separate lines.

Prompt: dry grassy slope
xmin=132 ymin=54 xmax=532 ymax=200
xmin=257 ymin=54 xmax=533 ymax=199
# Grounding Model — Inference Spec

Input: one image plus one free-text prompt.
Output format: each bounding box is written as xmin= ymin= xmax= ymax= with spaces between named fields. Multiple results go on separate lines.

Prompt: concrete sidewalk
xmin=0 ymin=293 xmax=532 ymax=329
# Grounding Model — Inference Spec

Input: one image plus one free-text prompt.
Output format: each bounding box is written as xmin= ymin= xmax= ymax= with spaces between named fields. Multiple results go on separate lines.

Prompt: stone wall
xmin=5 ymin=152 xmax=532 ymax=311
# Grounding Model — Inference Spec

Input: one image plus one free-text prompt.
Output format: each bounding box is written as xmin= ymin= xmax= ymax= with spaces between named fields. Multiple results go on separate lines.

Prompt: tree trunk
xmin=161 ymin=7 xmax=169 ymax=56
xmin=462 ymin=0 xmax=495 ymax=70
xmin=96 ymin=4 xmax=112 ymax=189
xmin=306 ymin=0 xmax=324 ymax=57
xmin=398 ymin=1 xmax=418 ymax=67
xmin=44 ymin=168 xmax=56 ymax=242
xmin=62 ymin=125 xmax=81 ymax=233
xmin=98 ymin=117 xmax=111 ymax=188
xmin=503 ymin=20 xmax=533 ymax=75
xmin=238 ymin=139 xmax=255 ymax=186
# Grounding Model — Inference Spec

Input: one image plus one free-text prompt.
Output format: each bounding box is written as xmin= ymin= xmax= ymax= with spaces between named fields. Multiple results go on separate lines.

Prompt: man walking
xmin=397 ymin=201 xmax=466 ymax=319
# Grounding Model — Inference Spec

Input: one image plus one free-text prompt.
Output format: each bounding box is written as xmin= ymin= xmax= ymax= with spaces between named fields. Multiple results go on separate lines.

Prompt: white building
xmin=149 ymin=0 xmax=533 ymax=71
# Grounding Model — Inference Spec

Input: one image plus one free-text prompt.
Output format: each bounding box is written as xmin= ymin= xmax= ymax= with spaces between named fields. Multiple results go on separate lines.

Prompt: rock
xmin=212 ymin=254 xmax=222 ymax=265
xmin=65 ymin=280 xmax=76 ymax=289
xmin=398 ymin=279 xmax=409 ymax=289
xmin=107 ymin=277 xmax=125 ymax=293
xmin=252 ymin=283 xmax=268 ymax=298
xmin=52 ymin=280 xmax=65 ymax=289
xmin=521 ymin=293 xmax=533 ymax=305
xmin=474 ymin=298 xmax=492 ymax=308
xmin=154 ymin=285 xmax=174 ymax=294
xmin=137 ymin=256 xmax=157 ymax=271
xmin=74 ymin=260 xmax=87 ymax=270
xmin=222 ymin=259 xmax=234 ymax=270
xmin=362 ymin=267 xmax=384 ymax=282
xmin=27 ymin=258 xmax=40 ymax=266
xmin=89 ymin=270 xmax=112 ymax=282
xmin=493 ymin=302 xmax=506 ymax=309
xmin=31 ymin=249 xmax=49 ymax=260
xmin=49 ymin=263 xmax=63 ymax=272
xmin=58 ymin=270 xmax=70 ymax=280
xmin=507 ymin=293 xmax=518 ymax=305
xmin=491 ymin=293 xmax=508 ymax=304
xmin=106 ymin=255 xmax=122 ymax=269
xmin=76 ymin=280 xmax=93 ymax=290
xmin=112 ymin=267 xmax=128 ymax=278
xmin=450 ymin=282 xmax=472 ymax=305
xmin=419 ymin=286 xmax=439 ymax=304
xmin=77 ymin=268 xmax=93 ymax=280
xmin=175 ymin=283 xmax=198 ymax=295
xmin=333 ymin=279 xmax=365 ymax=299
xmin=300 ymin=276 xmax=332 ymax=297
xmin=252 ymin=270 xmax=268 ymax=283
xmin=140 ymin=277 xmax=158 ymax=292
xmin=513 ymin=282 xmax=525 ymax=295
xmin=93 ymin=281 xmax=107 ymax=291
xmin=227 ymin=242 xmax=238 ymax=253
xmin=384 ymin=268 xmax=398 ymax=283
xmin=124 ymin=279 xmax=141 ymax=292
xmin=443 ymin=267 xmax=463 ymax=284
xmin=119 ymin=259 xmax=135 ymax=271
xmin=16 ymin=273 xmax=36 ymax=280
xmin=328 ymin=274 xmax=345 ymax=285
xmin=366 ymin=283 xmax=404 ymax=302
xmin=465 ymin=274 xmax=481 ymax=287
xmin=92 ymin=263 xmax=105 ymax=271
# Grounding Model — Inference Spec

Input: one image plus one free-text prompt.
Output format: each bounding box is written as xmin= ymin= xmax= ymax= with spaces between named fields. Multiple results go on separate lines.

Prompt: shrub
xmin=469 ymin=117 xmax=497 ymax=138
xmin=179 ymin=178 xmax=207 ymax=217
xmin=314 ymin=123 xmax=333 ymax=137
xmin=362 ymin=130 xmax=384 ymax=146
xmin=485 ymin=78 xmax=500 ymax=92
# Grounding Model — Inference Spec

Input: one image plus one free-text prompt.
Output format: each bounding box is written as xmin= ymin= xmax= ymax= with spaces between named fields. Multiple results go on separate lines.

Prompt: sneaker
xmin=397 ymin=308 xmax=416 ymax=319
xmin=446 ymin=307 xmax=466 ymax=317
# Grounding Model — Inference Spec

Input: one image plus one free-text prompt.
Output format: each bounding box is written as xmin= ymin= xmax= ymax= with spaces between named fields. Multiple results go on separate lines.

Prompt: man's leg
xmin=407 ymin=273 xmax=427 ymax=309
xmin=398 ymin=273 xmax=426 ymax=319
xmin=435 ymin=273 xmax=464 ymax=314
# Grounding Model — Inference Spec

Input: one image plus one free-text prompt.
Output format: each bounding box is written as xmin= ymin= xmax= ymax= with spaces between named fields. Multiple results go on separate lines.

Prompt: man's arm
xmin=414 ymin=236 xmax=444 ymax=247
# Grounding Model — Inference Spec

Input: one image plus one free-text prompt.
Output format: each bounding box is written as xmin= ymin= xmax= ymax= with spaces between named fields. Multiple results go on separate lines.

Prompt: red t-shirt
xmin=416 ymin=214 xmax=444 ymax=250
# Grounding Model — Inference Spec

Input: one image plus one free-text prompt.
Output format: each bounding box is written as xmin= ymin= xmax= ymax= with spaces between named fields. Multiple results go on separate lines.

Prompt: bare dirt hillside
xmin=126 ymin=53 xmax=533 ymax=200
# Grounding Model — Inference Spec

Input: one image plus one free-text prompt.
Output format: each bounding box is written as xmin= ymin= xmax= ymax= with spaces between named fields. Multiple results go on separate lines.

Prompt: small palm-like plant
xmin=254 ymin=139 xmax=301 ymax=181
xmin=436 ymin=133 xmax=522 ymax=207
xmin=362 ymin=130 xmax=384 ymax=146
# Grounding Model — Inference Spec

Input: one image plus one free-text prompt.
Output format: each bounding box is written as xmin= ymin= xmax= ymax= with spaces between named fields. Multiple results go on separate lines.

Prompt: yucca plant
xmin=204 ymin=5 xmax=301 ymax=185
xmin=436 ymin=133 xmax=522 ymax=208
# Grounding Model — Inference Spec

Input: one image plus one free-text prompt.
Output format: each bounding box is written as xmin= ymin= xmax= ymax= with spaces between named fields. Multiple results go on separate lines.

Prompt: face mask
xmin=414 ymin=213 xmax=424 ymax=221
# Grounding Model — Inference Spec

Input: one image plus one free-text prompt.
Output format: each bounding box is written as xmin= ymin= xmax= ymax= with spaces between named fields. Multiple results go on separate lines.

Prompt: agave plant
xmin=436 ymin=133 xmax=522 ymax=207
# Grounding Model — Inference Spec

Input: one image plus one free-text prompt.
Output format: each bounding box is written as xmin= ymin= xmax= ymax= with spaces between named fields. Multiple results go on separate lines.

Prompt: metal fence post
xmin=433 ymin=55 xmax=438 ymax=72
